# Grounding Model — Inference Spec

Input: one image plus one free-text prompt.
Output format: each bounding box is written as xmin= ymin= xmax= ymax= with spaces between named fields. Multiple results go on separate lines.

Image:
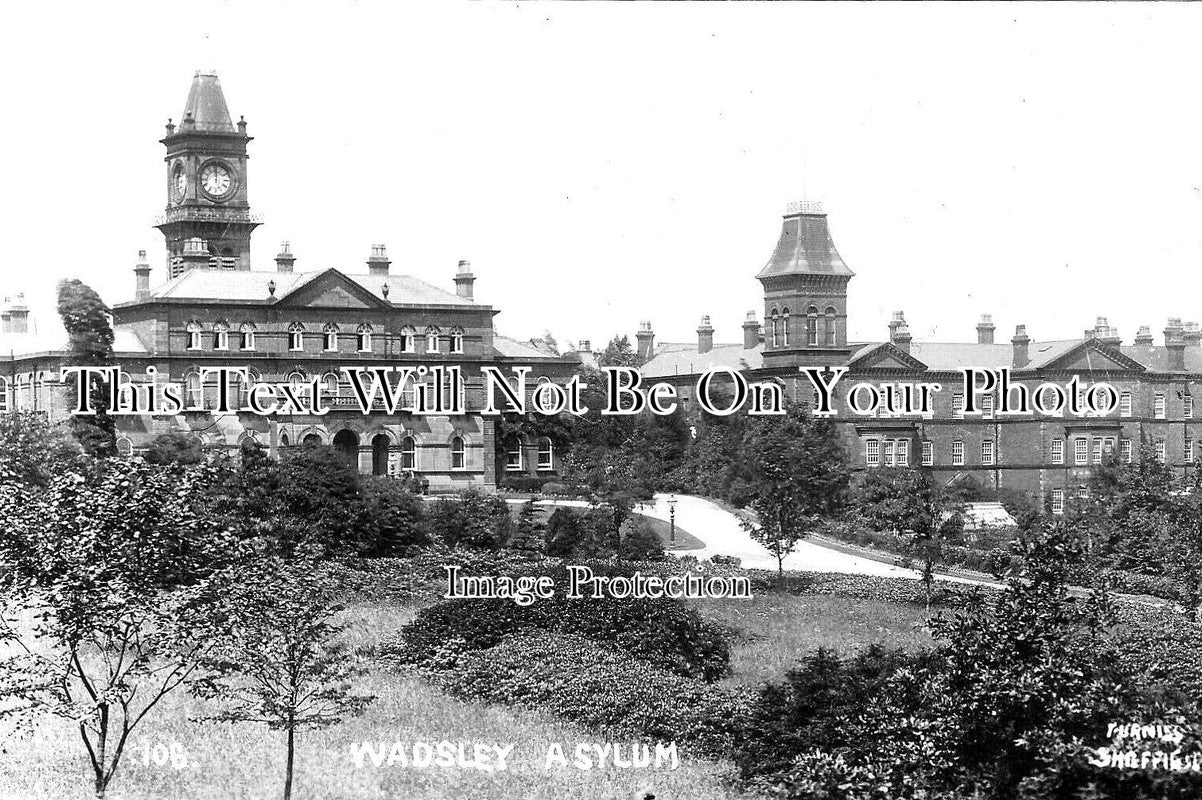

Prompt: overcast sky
xmin=4 ymin=2 xmax=1202 ymax=350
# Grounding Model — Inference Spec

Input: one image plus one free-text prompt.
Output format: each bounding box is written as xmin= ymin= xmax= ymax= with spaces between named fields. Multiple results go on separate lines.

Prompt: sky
xmin=3 ymin=2 xmax=1202 ymax=350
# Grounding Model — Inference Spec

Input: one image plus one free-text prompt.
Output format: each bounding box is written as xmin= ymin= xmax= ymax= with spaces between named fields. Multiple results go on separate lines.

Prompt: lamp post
xmin=667 ymin=495 xmax=678 ymax=548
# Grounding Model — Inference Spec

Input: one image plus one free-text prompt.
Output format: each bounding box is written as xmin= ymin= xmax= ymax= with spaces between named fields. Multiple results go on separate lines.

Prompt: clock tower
xmin=156 ymin=71 xmax=260 ymax=278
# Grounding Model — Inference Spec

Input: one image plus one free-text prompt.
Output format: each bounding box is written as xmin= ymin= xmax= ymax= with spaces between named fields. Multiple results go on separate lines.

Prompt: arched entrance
xmin=371 ymin=434 xmax=390 ymax=476
xmin=332 ymin=429 xmax=359 ymax=470
xmin=302 ymin=433 xmax=322 ymax=447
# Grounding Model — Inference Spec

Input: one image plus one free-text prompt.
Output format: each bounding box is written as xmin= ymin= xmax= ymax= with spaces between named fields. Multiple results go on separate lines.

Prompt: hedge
xmin=498 ymin=476 xmax=549 ymax=494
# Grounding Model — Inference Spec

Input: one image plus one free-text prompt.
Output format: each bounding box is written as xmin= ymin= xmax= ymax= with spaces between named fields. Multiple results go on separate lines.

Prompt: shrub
xmin=541 ymin=482 xmax=592 ymax=498
xmin=439 ymin=633 xmax=752 ymax=757
xmin=361 ymin=478 xmax=429 ymax=556
xmin=427 ymin=489 xmax=513 ymax=549
xmin=498 ymin=476 xmax=548 ymax=494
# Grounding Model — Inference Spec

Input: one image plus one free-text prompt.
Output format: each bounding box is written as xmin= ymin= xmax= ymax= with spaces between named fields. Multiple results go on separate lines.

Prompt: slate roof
xmin=756 ymin=210 xmax=854 ymax=279
xmin=493 ymin=335 xmax=567 ymax=361
xmin=0 ymin=325 xmax=149 ymax=357
xmin=181 ymin=72 xmax=235 ymax=133
xmin=146 ymin=268 xmax=473 ymax=306
xmin=641 ymin=342 xmax=763 ymax=378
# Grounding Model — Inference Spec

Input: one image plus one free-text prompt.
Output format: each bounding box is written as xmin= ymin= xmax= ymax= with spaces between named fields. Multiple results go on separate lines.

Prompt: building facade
xmin=0 ymin=71 xmax=576 ymax=491
xmin=639 ymin=201 xmax=1202 ymax=512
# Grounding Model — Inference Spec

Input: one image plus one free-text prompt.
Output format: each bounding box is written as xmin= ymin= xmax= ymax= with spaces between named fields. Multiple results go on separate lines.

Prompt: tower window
xmin=769 ymin=309 xmax=779 ymax=348
xmin=288 ymin=323 xmax=304 ymax=351
xmin=323 ymin=324 xmax=339 ymax=352
xmin=356 ymin=323 xmax=373 ymax=353
xmin=806 ymin=306 xmax=818 ymax=346
xmin=781 ymin=308 xmax=790 ymax=347
xmin=239 ymin=322 xmax=256 ymax=350
xmin=825 ymin=307 xmax=836 ymax=347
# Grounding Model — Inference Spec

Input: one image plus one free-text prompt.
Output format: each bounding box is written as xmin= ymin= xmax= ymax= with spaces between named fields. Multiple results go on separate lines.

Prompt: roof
xmin=0 ymin=325 xmax=149 ymax=358
xmin=493 ymin=335 xmax=568 ymax=360
xmin=147 ymin=268 xmax=473 ymax=306
xmin=641 ymin=342 xmax=763 ymax=378
xmin=1121 ymin=344 xmax=1202 ymax=373
xmin=181 ymin=71 xmax=235 ymax=133
xmin=756 ymin=210 xmax=854 ymax=280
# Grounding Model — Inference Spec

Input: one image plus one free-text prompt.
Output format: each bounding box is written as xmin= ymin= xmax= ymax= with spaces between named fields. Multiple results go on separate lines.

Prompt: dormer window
xmin=212 ymin=322 xmax=229 ymax=351
xmin=425 ymin=326 xmax=441 ymax=354
xmin=323 ymin=324 xmax=339 ymax=352
xmin=186 ymin=322 xmax=202 ymax=350
xmin=356 ymin=323 xmax=373 ymax=353
xmin=449 ymin=327 xmax=464 ymax=354
xmin=239 ymin=322 xmax=256 ymax=350
xmin=399 ymin=326 xmax=416 ymax=354
xmin=288 ymin=323 xmax=304 ymax=351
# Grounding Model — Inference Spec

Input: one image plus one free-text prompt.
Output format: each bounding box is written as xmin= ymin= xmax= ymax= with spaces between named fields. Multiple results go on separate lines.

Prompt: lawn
xmin=0 ymin=601 xmax=745 ymax=800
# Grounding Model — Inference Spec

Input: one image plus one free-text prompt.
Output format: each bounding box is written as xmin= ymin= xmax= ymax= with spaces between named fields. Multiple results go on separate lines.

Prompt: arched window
xmin=287 ymin=370 xmax=307 ymax=392
xmin=449 ymin=326 xmax=465 ymax=354
xmin=280 ymin=432 xmax=291 ymax=448
xmin=400 ymin=435 xmax=416 ymax=470
xmin=505 ymin=439 xmax=523 ymax=472
xmin=770 ymin=308 xmax=779 ymax=348
xmin=322 ymin=324 xmax=339 ymax=352
xmin=372 ymin=434 xmax=390 ymax=476
xmin=356 ymin=323 xmax=373 ymax=353
xmin=287 ymin=322 xmax=304 ymax=351
xmin=185 ymin=372 xmax=202 ymax=409
xmin=781 ymin=307 xmax=791 ymax=347
xmin=116 ymin=437 xmax=133 ymax=457
xmin=212 ymin=321 xmax=229 ymax=350
xmin=227 ymin=370 xmax=245 ymax=410
xmin=537 ymin=436 xmax=553 ymax=470
xmin=399 ymin=325 xmax=417 ymax=353
xmin=824 ymin=307 xmax=837 ymax=347
xmin=239 ymin=322 xmax=256 ymax=350
xmin=425 ymin=326 xmax=441 ymax=354
xmin=0 ymin=376 xmax=8 ymax=412
xmin=450 ymin=435 xmax=466 ymax=470
xmin=321 ymin=371 xmax=340 ymax=398
xmin=806 ymin=306 xmax=819 ymax=346
xmin=186 ymin=321 xmax=202 ymax=350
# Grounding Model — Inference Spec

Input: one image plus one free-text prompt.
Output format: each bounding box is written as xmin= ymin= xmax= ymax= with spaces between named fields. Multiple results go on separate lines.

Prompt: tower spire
xmin=180 ymin=71 xmax=235 ymax=133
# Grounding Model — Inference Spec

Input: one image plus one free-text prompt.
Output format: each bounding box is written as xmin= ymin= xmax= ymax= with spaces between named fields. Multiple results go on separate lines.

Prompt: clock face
xmin=199 ymin=163 xmax=232 ymax=199
xmin=173 ymin=168 xmax=187 ymax=199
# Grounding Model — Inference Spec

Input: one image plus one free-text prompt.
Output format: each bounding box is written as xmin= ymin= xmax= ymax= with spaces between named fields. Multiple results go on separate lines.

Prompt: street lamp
xmin=667 ymin=495 xmax=678 ymax=548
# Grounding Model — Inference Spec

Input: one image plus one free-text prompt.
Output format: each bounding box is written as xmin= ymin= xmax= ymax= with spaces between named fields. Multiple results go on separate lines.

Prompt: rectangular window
xmin=981 ymin=440 xmax=995 ymax=466
xmin=1156 ymin=439 xmax=1167 ymax=462
xmin=1075 ymin=438 xmax=1088 ymax=465
xmin=896 ymin=439 xmax=909 ymax=467
xmin=952 ymin=440 xmax=965 ymax=466
xmin=1104 ymin=437 xmax=1116 ymax=456
xmin=952 ymin=393 xmax=965 ymax=419
xmin=1092 ymin=437 xmax=1103 ymax=465
xmin=1077 ymin=485 xmax=1090 ymax=500
xmin=1121 ymin=438 xmax=1133 ymax=463
xmin=981 ymin=395 xmax=994 ymax=419
xmin=865 ymin=439 xmax=880 ymax=467
xmin=1120 ymin=391 xmax=1132 ymax=417
xmin=1187 ymin=437 xmax=1195 ymax=464
xmin=882 ymin=439 xmax=895 ymax=467
xmin=506 ymin=443 xmax=523 ymax=472
xmin=1051 ymin=438 xmax=1064 ymax=465
xmin=1155 ymin=394 xmax=1166 ymax=419
xmin=1187 ymin=395 xmax=1195 ymax=420
xmin=921 ymin=441 xmax=933 ymax=466
xmin=400 ymin=333 xmax=415 ymax=353
xmin=288 ymin=331 xmax=303 ymax=351
xmin=1051 ymin=488 xmax=1064 ymax=515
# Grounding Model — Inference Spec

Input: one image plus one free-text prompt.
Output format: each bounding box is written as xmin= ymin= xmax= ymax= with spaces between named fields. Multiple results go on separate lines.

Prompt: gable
xmin=1040 ymin=341 xmax=1145 ymax=373
xmin=275 ymin=268 xmax=390 ymax=310
xmin=849 ymin=342 xmax=928 ymax=371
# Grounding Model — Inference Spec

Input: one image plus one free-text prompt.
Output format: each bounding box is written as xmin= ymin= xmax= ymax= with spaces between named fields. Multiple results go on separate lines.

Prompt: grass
xmin=630 ymin=513 xmax=705 ymax=552
xmin=0 ymin=601 xmax=745 ymax=800
xmin=693 ymin=591 xmax=932 ymax=687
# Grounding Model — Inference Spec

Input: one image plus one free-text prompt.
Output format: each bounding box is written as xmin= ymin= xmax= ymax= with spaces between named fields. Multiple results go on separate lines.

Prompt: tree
xmin=0 ymin=410 xmax=83 ymax=487
xmin=854 ymin=467 xmax=964 ymax=609
xmin=0 ymin=459 xmax=236 ymax=799
xmin=192 ymin=557 xmax=374 ymax=800
xmin=361 ymin=477 xmax=429 ymax=556
xmin=427 ymin=489 xmax=513 ymax=549
xmin=599 ymin=334 xmax=639 ymax=368
xmin=56 ymin=278 xmax=116 ymax=457
xmin=740 ymin=403 xmax=849 ymax=586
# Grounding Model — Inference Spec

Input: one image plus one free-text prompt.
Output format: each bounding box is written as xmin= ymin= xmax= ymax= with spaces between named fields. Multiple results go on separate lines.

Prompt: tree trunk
xmin=283 ymin=725 xmax=295 ymax=800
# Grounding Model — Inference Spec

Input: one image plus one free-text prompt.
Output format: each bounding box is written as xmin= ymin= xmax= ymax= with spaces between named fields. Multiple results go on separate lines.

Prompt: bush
xmin=498 ymin=476 xmax=548 ymax=494
xmin=361 ymin=478 xmax=429 ymax=556
xmin=1102 ymin=568 xmax=1182 ymax=601
xmin=427 ymin=489 xmax=513 ymax=549
xmin=142 ymin=431 xmax=204 ymax=466
xmin=541 ymin=482 xmax=592 ymax=498
xmin=438 ymin=632 xmax=752 ymax=757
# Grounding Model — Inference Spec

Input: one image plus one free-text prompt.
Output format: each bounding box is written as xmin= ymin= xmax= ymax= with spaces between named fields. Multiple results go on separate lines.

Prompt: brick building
xmin=0 ymin=71 xmax=576 ymax=491
xmin=639 ymin=201 xmax=1202 ymax=512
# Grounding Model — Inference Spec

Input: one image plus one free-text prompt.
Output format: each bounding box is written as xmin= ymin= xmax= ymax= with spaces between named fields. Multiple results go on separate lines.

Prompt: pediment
xmin=1041 ymin=341 xmax=1145 ymax=373
xmin=276 ymin=269 xmax=390 ymax=310
xmin=849 ymin=343 xmax=928 ymax=371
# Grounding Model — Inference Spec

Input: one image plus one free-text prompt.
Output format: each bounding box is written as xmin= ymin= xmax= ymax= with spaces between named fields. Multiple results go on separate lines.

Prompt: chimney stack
xmin=275 ymin=241 xmax=296 ymax=273
xmin=977 ymin=313 xmax=995 ymax=345
xmin=1012 ymin=324 xmax=1031 ymax=368
xmin=1184 ymin=321 xmax=1202 ymax=348
xmin=454 ymin=259 xmax=475 ymax=301
xmin=635 ymin=320 xmax=656 ymax=361
xmin=367 ymin=244 xmax=390 ymax=276
xmin=134 ymin=250 xmax=152 ymax=299
xmin=181 ymin=237 xmax=210 ymax=271
xmin=888 ymin=310 xmax=906 ymax=343
xmin=0 ymin=293 xmax=30 ymax=334
xmin=697 ymin=315 xmax=714 ymax=355
xmin=1166 ymin=319 xmax=1186 ymax=371
xmin=1088 ymin=315 xmax=1123 ymax=347
xmin=742 ymin=310 xmax=761 ymax=350
xmin=1134 ymin=325 xmax=1154 ymax=346
xmin=578 ymin=339 xmax=591 ymax=353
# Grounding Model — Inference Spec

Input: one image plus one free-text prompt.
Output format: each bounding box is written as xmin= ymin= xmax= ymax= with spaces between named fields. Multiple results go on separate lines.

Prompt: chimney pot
xmin=697 ymin=315 xmax=714 ymax=355
xmin=367 ymin=244 xmax=391 ymax=276
xmin=275 ymin=241 xmax=297 ymax=273
xmin=977 ymin=313 xmax=996 ymax=345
